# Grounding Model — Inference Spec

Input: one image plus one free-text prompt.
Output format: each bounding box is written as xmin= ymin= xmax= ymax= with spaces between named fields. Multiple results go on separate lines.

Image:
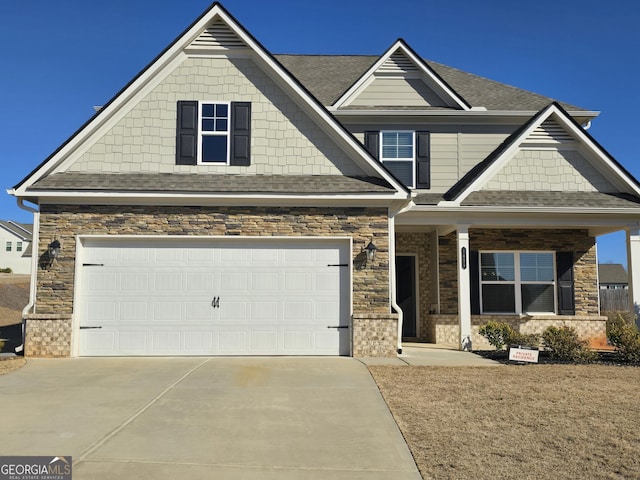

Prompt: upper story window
xmin=16 ymin=242 xmax=22 ymax=252
xmin=5 ymin=241 xmax=11 ymax=252
xmin=364 ymin=130 xmax=430 ymax=189
xmin=479 ymin=251 xmax=556 ymax=314
xmin=176 ymin=101 xmax=251 ymax=167
xmin=200 ymin=102 xmax=230 ymax=163
xmin=381 ymin=131 xmax=415 ymax=187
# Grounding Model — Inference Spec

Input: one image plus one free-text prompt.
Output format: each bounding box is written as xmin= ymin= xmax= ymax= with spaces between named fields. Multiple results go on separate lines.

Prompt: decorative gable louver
xmin=188 ymin=20 xmax=246 ymax=50
xmin=523 ymin=119 xmax=575 ymax=146
xmin=378 ymin=52 xmax=419 ymax=75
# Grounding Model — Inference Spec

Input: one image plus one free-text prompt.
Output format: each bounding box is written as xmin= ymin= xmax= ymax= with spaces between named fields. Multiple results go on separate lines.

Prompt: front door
xmin=396 ymin=255 xmax=417 ymax=338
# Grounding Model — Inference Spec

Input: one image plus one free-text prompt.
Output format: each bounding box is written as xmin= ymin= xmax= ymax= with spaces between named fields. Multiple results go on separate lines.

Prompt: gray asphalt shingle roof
xmin=274 ymin=54 xmax=587 ymax=112
xmin=461 ymin=191 xmax=640 ymax=208
xmin=598 ymin=264 xmax=628 ymax=284
xmin=28 ymin=173 xmax=396 ymax=194
xmin=0 ymin=220 xmax=33 ymax=241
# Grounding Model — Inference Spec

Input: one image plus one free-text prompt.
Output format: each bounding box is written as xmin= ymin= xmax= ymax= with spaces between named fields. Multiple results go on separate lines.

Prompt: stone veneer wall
xmin=428 ymin=314 xmax=607 ymax=349
xmin=395 ymin=232 xmax=434 ymax=341
xmin=438 ymin=228 xmax=598 ymax=315
xmin=27 ymin=204 xmax=397 ymax=357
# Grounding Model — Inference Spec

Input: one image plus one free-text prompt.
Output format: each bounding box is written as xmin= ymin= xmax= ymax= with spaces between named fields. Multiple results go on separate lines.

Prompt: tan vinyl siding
xmin=349 ymin=77 xmax=449 ymax=108
xmin=429 ymin=132 xmax=459 ymax=191
xmin=458 ymin=125 xmax=515 ymax=178
xmin=483 ymin=148 xmax=617 ymax=192
xmin=67 ymin=56 xmax=366 ymax=176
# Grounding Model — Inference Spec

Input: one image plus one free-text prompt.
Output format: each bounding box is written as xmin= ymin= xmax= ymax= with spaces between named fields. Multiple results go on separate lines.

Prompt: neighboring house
xmin=8 ymin=3 xmax=640 ymax=357
xmin=598 ymin=264 xmax=628 ymax=290
xmin=0 ymin=220 xmax=32 ymax=275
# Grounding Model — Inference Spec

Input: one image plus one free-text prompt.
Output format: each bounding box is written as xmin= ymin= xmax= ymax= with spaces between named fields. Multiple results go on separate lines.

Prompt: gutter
xmin=388 ymin=200 xmax=414 ymax=355
xmin=16 ymin=199 xmax=39 ymax=355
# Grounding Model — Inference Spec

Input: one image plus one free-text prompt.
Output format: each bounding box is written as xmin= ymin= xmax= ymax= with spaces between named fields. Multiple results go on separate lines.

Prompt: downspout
xmin=389 ymin=201 xmax=415 ymax=355
xmin=16 ymin=198 xmax=39 ymax=354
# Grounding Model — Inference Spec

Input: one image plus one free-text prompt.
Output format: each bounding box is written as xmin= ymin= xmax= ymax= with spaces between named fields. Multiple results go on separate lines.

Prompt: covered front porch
xmin=392 ymin=208 xmax=640 ymax=350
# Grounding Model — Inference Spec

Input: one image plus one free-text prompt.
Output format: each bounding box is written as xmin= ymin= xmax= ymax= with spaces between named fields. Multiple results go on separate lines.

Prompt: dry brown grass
xmin=0 ymin=357 xmax=26 ymax=375
xmin=369 ymin=365 xmax=640 ymax=480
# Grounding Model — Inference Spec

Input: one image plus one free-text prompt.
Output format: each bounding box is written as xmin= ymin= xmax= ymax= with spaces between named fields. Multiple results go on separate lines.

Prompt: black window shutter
xmin=364 ymin=131 xmax=380 ymax=160
xmin=230 ymin=102 xmax=251 ymax=166
xmin=176 ymin=101 xmax=198 ymax=165
xmin=416 ymin=131 xmax=430 ymax=189
xmin=470 ymin=250 xmax=480 ymax=315
xmin=556 ymin=252 xmax=576 ymax=315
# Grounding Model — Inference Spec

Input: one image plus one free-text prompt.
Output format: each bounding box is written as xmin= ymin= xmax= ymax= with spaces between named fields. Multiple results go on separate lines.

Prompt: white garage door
xmin=76 ymin=238 xmax=350 ymax=356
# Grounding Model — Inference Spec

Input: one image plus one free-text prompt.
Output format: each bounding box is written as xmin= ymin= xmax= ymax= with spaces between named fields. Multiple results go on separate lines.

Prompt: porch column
xmin=626 ymin=228 xmax=640 ymax=325
xmin=457 ymin=226 xmax=472 ymax=350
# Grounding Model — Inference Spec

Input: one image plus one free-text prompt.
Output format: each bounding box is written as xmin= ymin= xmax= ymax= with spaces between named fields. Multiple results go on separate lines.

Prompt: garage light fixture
xmin=363 ymin=239 xmax=378 ymax=264
xmin=48 ymin=240 xmax=61 ymax=265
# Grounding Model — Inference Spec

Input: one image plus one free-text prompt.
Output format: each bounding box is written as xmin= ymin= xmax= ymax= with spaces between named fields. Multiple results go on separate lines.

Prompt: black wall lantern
xmin=363 ymin=239 xmax=378 ymax=264
xmin=461 ymin=246 xmax=467 ymax=270
xmin=48 ymin=240 xmax=61 ymax=264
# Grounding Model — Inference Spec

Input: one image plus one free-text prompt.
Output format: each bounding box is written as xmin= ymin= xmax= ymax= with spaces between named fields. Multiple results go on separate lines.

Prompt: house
xmin=598 ymin=264 xmax=628 ymax=290
xmin=8 ymin=3 xmax=640 ymax=357
xmin=0 ymin=220 xmax=32 ymax=275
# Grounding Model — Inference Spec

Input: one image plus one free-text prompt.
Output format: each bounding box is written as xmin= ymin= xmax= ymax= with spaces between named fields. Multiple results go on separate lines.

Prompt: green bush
xmin=0 ymin=267 xmax=12 ymax=274
xmin=479 ymin=321 xmax=512 ymax=351
xmin=606 ymin=313 xmax=640 ymax=363
xmin=479 ymin=321 xmax=539 ymax=351
xmin=542 ymin=326 xmax=596 ymax=363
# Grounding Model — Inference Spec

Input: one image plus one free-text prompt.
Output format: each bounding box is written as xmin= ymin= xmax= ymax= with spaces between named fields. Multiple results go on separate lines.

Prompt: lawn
xmin=369 ymin=364 xmax=640 ymax=480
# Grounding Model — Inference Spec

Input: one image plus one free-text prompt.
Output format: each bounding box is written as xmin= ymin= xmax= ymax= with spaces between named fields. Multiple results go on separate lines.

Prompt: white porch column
xmin=457 ymin=226 xmax=472 ymax=350
xmin=626 ymin=229 xmax=640 ymax=323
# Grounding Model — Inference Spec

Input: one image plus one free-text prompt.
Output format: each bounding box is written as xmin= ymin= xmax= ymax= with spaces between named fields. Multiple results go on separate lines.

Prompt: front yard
xmin=369 ymin=364 xmax=640 ymax=480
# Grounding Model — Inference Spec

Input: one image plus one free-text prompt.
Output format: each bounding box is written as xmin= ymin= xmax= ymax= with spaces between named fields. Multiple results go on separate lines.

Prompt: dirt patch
xmin=369 ymin=365 xmax=640 ymax=480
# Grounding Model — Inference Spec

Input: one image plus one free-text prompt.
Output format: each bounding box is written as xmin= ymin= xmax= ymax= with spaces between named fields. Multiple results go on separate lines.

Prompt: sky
xmin=0 ymin=0 xmax=638 ymax=266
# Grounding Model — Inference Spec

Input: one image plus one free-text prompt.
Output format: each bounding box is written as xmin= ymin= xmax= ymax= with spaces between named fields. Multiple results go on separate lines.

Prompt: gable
xmin=63 ymin=55 xmax=367 ymax=176
xmin=333 ymin=41 xmax=471 ymax=111
xmin=443 ymin=103 xmax=640 ymax=204
xmin=11 ymin=3 xmax=406 ymax=199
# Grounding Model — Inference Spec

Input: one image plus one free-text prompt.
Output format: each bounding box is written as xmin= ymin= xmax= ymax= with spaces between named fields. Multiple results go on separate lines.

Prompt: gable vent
xmin=188 ymin=20 xmax=246 ymax=50
xmin=523 ymin=119 xmax=575 ymax=145
xmin=378 ymin=52 xmax=419 ymax=74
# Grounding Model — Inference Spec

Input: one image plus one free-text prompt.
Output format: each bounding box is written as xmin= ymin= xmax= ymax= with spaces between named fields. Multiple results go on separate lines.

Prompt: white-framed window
xmin=16 ymin=242 xmax=22 ymax=252
xmin=380 ymin=131 xmax=415 ymax=188
xmin=479 ymin=251 xmax=556 ymax=314
xmin=5 ymin=241 xmax=11 ymax=252
xmin=198 ymin=102 xmax=230 ymax=164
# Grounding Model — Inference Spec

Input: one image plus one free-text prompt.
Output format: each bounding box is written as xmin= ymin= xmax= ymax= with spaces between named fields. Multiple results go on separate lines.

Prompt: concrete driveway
xmin=0 ymin=357 xmax=420 ymax=479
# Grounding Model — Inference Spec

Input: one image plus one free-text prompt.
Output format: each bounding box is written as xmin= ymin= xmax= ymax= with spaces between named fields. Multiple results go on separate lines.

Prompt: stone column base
xmin=352 ymin=313 xmax=399 ymax=357
xmin=24 ymin=314 xmax=72 ymax=358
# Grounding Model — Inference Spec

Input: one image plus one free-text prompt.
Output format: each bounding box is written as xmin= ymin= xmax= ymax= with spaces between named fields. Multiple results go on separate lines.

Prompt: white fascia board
xmin=27 ymin=191 xmax=406 ymax=207
xmin=332 ymin=40 xmax=470 ymax=111
xmin=330 ymin=108 xmax=601 ymax=119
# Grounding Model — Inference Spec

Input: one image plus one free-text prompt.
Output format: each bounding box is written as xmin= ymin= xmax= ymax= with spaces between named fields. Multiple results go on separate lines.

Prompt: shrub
xmin=542 ymin=326 xmax=596 ymax=363
xmin=0 ymin=267 xmax=12 ymax=274
xmin=479 ymin=321 xmax=512 ymax=351
xmin=607 ymin=313 xmax=640 ymax=363
xmin=479 ymin=321 xmax=539 ymax=351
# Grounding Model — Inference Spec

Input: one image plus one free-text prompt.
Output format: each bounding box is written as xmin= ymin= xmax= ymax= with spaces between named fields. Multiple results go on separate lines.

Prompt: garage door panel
xmin=78 ymin=238 xmax=350 ymax=356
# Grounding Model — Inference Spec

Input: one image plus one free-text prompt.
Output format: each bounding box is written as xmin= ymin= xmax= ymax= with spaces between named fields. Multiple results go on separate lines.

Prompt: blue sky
xmin=1 ymin=0 xmax=638 ymax=266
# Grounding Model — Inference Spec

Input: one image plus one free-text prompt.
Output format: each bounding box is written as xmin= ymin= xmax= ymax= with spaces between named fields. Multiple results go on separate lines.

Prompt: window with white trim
xmin=199 ymin=102 xmax=230 ymax=164
xmin=16 ymin=242 xmax=22 ymax=252
xmin=380 ymin=131 xmax=415 ymax=187
xmin=5 ymin=242 xmax=11 ymax=252
xmin=480 ymin=251 xmax=556 ymax=314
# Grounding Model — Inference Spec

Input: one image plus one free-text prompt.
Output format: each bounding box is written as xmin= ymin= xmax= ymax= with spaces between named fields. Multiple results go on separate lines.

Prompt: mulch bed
xmin=473 ymin=348 xmax=639 ymax=366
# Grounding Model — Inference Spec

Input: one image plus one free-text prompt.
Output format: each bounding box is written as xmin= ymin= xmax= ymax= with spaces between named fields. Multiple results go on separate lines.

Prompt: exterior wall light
xmin=363 ymin=239 xmax=378 ymax=263
xmin=48 ymin=240 xmax=61 ymax=264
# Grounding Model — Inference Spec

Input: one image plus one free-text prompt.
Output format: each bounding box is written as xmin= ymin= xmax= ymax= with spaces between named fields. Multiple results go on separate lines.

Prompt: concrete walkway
xmin=0 ymin=357 xmax=420 ymax=479
xmin=359 ymin=343 xmax=503 ymax=367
